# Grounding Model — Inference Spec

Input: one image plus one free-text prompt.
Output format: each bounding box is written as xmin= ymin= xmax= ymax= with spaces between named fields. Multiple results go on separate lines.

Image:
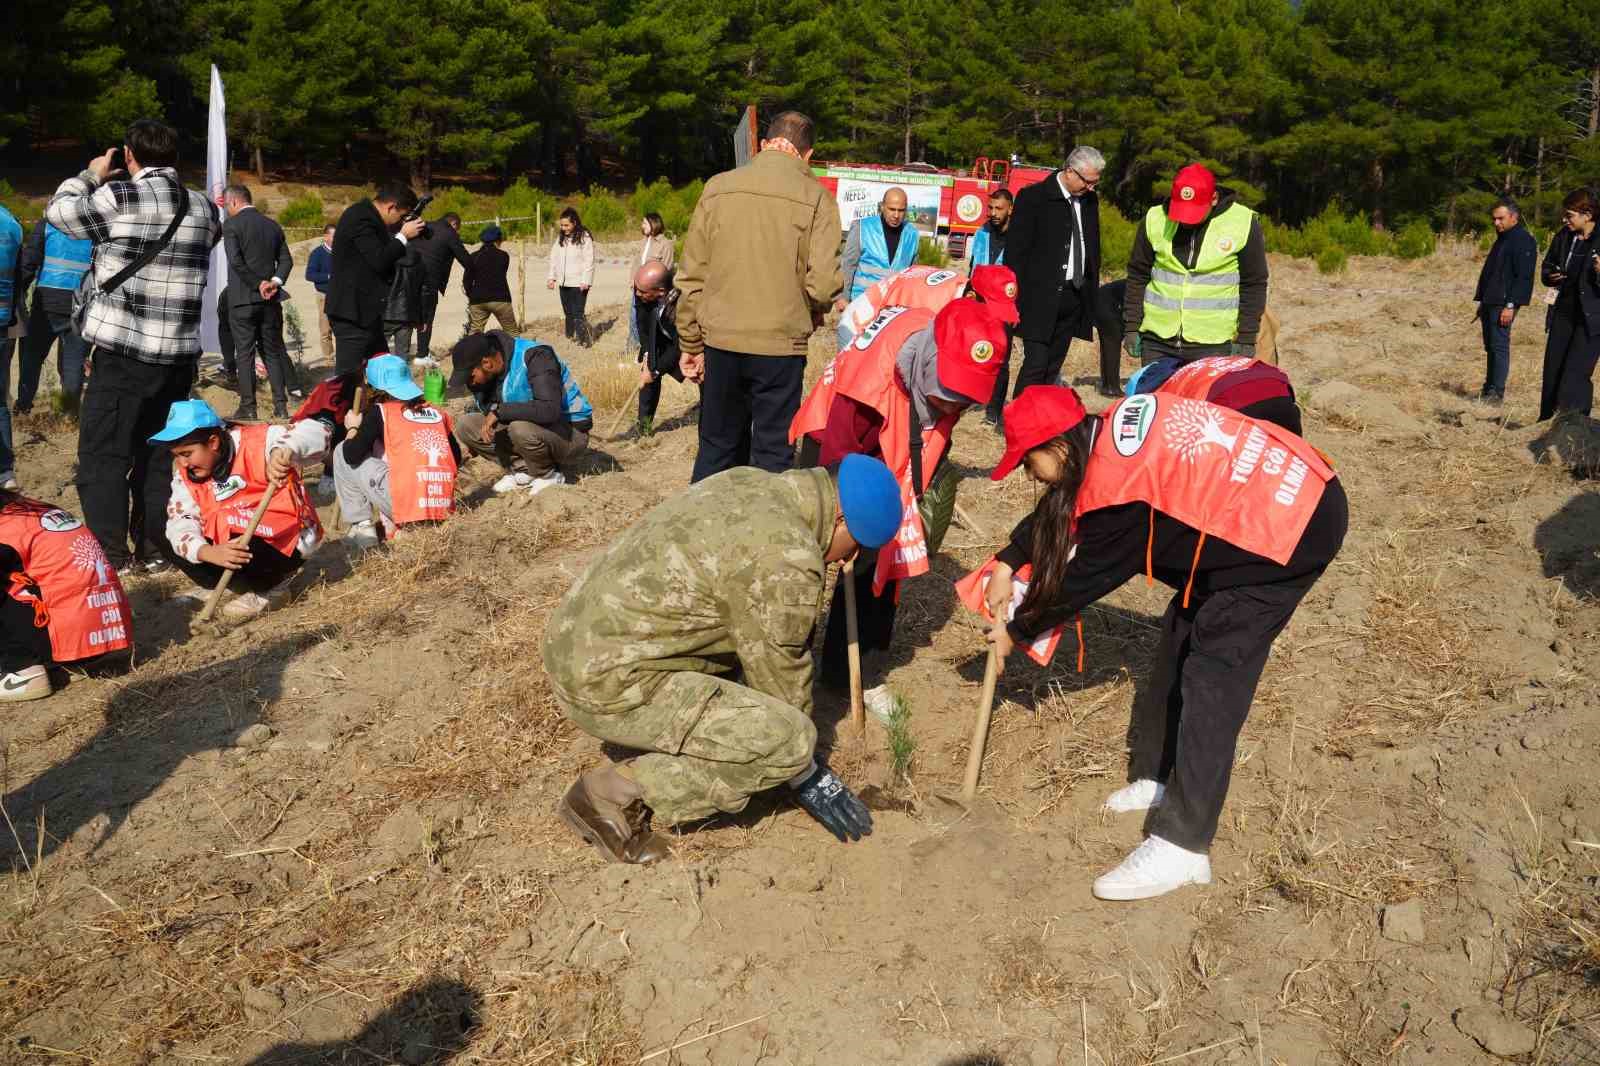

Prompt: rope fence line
xmin=281 ymin=212 xmax=544 ymax=237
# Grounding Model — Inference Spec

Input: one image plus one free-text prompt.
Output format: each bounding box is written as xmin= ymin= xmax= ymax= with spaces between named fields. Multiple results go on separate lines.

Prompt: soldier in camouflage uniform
xmin=544 ymin=456 xmax=904 ymax=863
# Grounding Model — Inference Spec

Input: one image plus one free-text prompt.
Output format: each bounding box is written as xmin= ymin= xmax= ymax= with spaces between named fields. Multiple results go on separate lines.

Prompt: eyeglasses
xmin=1068 ymin=168 xmax=1101 ymax=190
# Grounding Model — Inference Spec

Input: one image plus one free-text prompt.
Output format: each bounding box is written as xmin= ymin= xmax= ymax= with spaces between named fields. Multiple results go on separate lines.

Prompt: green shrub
xmin=276 ymin=192 xmax=326 ymax=229
xmin=1098 ymin=206 xmax=1137 ymax=277
xmin=0 ymin=180 xmax=41 ymax=224
xmin=916 ymin=236 xmax=949 ymax=267
xmin=496 ymin=178 xmax=558 ymax=239
xmin=627 ymin=178 xmax=703 ymax=237
xmin=1394 ymin=219 xmax=1436 ymax=259
xmin=575 ymin=186 xmax=629 ymax=238
xmin=1316 ymin=246 xmax=1348 ymax=274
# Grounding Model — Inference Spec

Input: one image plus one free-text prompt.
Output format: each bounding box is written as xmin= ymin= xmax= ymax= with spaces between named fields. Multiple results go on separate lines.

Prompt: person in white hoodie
xmin=546 ymin=207 xmax=596 ymax=346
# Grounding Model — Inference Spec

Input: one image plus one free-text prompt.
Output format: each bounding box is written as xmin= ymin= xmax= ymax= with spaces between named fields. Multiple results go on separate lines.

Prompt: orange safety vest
xmin=381 ymin=402 xmax=458 ymax=524
xmin=1076 ymin=394 xmax=1335 ymax=604
xmin=1156 ymin=356 xmax=1290 ymax=403
xmin=791 ymin=305 xmax=957 ymax=593
xmin=842 ymin=266 xmax=967 ymax=340
xmin=188 ymin=424 xmax=323 ymax=558
xmin=0 ymin=497 xmax=131 ymax=662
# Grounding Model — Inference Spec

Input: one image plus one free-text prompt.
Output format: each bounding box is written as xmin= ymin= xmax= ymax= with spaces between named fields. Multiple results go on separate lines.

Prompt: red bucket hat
xmin=967 ymin=264 xmax=1020 ymax=325
xmin=1168 ymin=163 xmax=1216 ymax=225
xmin=991 ymin=385 xmax=1088 ymax=481
xmin=934 ymin=300 xmax=1009 ymax=404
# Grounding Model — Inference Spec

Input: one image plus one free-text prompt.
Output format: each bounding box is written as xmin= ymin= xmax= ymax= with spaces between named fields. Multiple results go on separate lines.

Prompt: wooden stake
xmin=517 ymin=238 xmax=527 ymax=332
xmin=843 ymin=558 xmax=864 ymax=734
xmin=198 ymin=480 xmax=280 ymax=622
xmin=952 ymin=501 xmax=983 ymax=536
xmin=605 ymin=380 xmax=644 ymax=440
xmin=959 ymin=647 xmax=999 ymax=802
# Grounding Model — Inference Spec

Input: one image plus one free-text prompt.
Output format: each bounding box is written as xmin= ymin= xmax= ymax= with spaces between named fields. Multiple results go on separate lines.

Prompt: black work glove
xmin=791 ymin=763 xmax=874 ymax=843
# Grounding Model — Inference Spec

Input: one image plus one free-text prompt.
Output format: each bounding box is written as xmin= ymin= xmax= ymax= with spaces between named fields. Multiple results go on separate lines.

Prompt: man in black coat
xmin=409 ymin=211 xmax=471 ymax=356
xmin=1474 ymin=197 xmax=1538 ymax=404
xmin=325 ymin=182 xmax=424 ymax=380
xmin=1004 ymin=146 xmax=1104 ymax=403
xmin=464 ymin=224 xmax=517 ymax=335
xmin=221 ymin=185 xmax=295 ymax=419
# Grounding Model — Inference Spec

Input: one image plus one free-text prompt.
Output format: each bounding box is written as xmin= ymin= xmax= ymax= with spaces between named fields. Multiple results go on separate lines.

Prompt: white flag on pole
xmin=200 ymin=64 xmax=228 ymax=355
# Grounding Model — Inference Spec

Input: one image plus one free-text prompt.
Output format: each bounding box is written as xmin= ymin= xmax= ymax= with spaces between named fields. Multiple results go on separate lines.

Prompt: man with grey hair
xmin=221 ymin=183 xmax=295 ymax=420
xmin=1003 ymin=146 xmax=1105 ymax=411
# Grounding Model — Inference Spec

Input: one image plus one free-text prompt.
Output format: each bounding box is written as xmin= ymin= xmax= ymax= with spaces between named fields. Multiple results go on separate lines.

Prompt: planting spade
xmin=198 ymin=480 xmax=280 ymax=626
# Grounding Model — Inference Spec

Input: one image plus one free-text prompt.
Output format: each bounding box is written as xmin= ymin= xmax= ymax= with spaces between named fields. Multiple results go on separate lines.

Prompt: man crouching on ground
xmin=152 ymin=399 xmax=330 ymax=620
xmin=543 ymin=455 xmax=904 ymax=863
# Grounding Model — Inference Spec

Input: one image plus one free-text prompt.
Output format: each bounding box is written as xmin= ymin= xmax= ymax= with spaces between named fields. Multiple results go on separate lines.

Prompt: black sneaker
xmin=142 ymin=558 xmax=171 ymax=576
xmin=272 ymin=404 xmax=289 ymax=420
xmin=229 ymin=407 xmax=262 ymax=422
xmin=1479 ymin=391 xmax=1504 ymax=407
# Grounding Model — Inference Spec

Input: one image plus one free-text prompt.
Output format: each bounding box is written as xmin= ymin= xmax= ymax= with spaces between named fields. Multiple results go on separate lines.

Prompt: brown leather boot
xmin=557 ymin=764 xmax=672 ymax=864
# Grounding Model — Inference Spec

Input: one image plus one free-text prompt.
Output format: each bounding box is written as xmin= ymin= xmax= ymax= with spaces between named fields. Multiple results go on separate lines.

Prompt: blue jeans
xmin=0 ymin=337 xmax=14 ymax=473
xmin=19 ymin=299 xmax=89 ymax=411
xmin=1481 ymin=306 xmax=1512 ymax=395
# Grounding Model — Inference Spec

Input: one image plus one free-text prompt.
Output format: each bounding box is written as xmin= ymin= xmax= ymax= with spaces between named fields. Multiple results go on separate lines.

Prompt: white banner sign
xmin=833 ymin=178 xmax=940 ymax=237
xmin=200 ymin=64 xmax=228 ymax=355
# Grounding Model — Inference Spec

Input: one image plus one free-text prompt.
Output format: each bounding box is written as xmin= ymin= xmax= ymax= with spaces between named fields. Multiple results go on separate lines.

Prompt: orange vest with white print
xmin=0 ymin=497 xmax=131 ymax=661
xmin=381 ymin=402 xmax=458 ymax=524
xmin=188 ymin=424 xmax=322 ymax=557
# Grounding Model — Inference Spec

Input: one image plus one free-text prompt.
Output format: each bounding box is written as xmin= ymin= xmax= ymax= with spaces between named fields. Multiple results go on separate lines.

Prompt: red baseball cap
xmin=1168 ymin=164 xmax=1216 ymax=225
xmin=991 ymin=385 xmax=1088 ymax=481
xmin=934 ymin=300 xmax=1009 ymax=404
xmin=967 ymin=264 xmax=1020 ymax=325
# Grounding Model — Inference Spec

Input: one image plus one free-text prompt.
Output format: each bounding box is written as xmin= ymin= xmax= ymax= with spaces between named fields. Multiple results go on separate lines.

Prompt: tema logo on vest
xmin=1113 ymin=395 xmax=1158 ymax=457
xmin=926 ymin=270 xmax=959 ymax=286
xmin=854 ymin=305 xmax=910 ymax=350
xmin=401 ymin=406 xmax=443 ymax=424
xmin=39 ymin=510 xmax=82 ymax=533
xmin=213 ymin=475 xmax=247 ymax=502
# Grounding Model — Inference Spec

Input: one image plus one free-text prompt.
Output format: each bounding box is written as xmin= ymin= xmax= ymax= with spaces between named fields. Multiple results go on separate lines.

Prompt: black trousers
xmin=1141 ymin=335 xmax=1232 ymax=365
xmin=820 ymin=555 xmax=898 ymax=689
xmin=984 ymin=325 xmax=1018 ymax=421
xmin=690 ymin=348 xmax=804 ymax=483
xmin=1095 ymin=280 xmax=1128 ymax=392
xmin=77 ymin=352 xmax=195 ymax=568
xmin=559 ymin=286 xmax=590 ymax=344
xmin=0 ymin=584 xmax=53 ymax=673
xmin=329 ymin=315 xmax=386 ymax=378
xmin=1014 ymin=284 xmax=1086 ymax=396
xmin=173 ymin=539 xmax=303 ymax=596
xmin=418 ymin=285 xmax=439 ymax=356
xmin=217 ymin=290 xmax=235 ymax=374
xmin=1539 ymin=312 xmax=1600 ymax=421
xmin=228 ymin=300 xmax=291 ymax=411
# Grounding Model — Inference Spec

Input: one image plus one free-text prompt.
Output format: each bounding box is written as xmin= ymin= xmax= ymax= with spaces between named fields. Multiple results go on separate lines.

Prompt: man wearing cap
xmin=790 ymin=298 xmax=1007 ymax=699
xmin=1124 ymin=164 xmax=1269 ymax=366
xmin=151 ymin=398 xmax=331 ymax=620
xmin=464 ymin=225 xmax=517 ymax=336
xmin=448 ymin=331 xmax=592 ymax=496
xmin=543 ymin=453 xmax=903 ymax=863
xmin=841 ymin=188 xmax=919 ymax=303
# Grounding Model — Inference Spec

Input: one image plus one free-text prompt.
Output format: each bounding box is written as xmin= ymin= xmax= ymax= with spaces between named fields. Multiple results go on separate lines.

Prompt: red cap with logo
xmin=934 ymin=300 xmax=1009 ymax=404
xmin=991 ymin=385 xmax=1088 ymax=481
xmin=967 ymin=264 xmax=1020 ymax=325
xmin=1168 ymin=163 xmax=1216 ymax=225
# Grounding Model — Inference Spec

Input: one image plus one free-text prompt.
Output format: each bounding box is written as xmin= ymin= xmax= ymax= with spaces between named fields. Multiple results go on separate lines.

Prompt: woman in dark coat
xmin=1539 ymin=188 xmax=1600 ymax=421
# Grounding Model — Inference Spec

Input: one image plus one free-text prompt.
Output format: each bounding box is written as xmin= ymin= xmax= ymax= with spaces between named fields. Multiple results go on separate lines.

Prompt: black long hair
xmin=558 ymin=206 xmax=590 ymax=246
xmin=1014 ymin=419 xmax=1098 ymax=634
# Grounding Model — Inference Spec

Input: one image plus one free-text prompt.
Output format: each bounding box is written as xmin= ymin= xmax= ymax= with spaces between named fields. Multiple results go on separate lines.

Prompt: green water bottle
xmin=424 ymin=367 xmax=446 ymax=406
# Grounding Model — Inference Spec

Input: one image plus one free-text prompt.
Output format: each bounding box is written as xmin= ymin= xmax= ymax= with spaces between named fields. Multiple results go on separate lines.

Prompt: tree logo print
xmin=71 ymin=533 xmax=112 ymax=587
xmin=413 ymin=428 xmax=450 ymax=468
xmin=1163 ymin=400 xmax=1239 ymax=463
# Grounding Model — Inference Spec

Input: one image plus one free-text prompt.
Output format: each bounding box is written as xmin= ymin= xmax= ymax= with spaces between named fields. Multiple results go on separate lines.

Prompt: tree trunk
xmin=1369 ymin=156 xmax=1386 ymax=230
xmin=1535 ymin=136 xmax=1545 ymax=227
xmin=254 ymin=144 xmax=265 ymax=185
xmin=1590 ymin=65 xmax=1599 ymax=137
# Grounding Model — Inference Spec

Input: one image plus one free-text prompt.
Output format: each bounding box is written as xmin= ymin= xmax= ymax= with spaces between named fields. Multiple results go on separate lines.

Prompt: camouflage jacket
xmin=543 ymin=467 xmax=834 ymax=716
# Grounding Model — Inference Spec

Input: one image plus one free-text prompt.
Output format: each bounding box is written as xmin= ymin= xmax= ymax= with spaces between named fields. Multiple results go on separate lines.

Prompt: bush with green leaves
xmin=626 ymin=178 xmax=703 ymax=237
xmin=1316 ymin=246 xmax=1348 ymax=275
xmin=276 ymin=192 xmax=326 ymax=229
xmin=496 ymin=178 xmax=558 ymax=239
xmin=1099 ymin=206 xmax=1137 ymax=276
xmin=1395 ymin=219 xmax=1436 ymax=260
xmin=574 ymin=187 xmax=629 ymax=238
xmin=0 ymin=180 xmax=40 ymax=224
xmin=916 ymin=236 xmax=949 ymax=267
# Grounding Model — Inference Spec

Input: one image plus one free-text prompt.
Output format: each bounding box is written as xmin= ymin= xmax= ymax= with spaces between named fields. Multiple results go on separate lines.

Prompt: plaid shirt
xmin=45 ymin=166 xmax=222 ymax=366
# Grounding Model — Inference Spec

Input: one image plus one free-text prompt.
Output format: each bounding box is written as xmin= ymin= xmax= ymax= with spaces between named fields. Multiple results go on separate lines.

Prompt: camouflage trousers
xmin=558 ymin=671 xmax=817 ymax=825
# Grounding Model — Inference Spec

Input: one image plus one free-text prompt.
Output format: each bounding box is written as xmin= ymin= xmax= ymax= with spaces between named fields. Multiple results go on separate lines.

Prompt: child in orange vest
xmin=0 ymin=494 xmax=132 ymax=700
xmin=333 ymin=355 xmax=461 ymax=548
xmin=151 ymin=399 xmax=330 ymax=621
xmin=985 ymin=385 xmax=1347 ymax=901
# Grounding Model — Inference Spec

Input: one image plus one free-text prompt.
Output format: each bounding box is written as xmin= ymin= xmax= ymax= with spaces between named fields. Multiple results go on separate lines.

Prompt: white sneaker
xmin=864 ymin=684 xmax=902 ymax=725
xmin=411 ymin=355 xmax=439 ymax=370
xmin=0 ymin=665 xmax=51 ymax=702
xmin=1104 ymin=778 xmax=1167 ymax=814
xmin=0 ymin=471 xmax=18 ymax=491
xmin=221 ymin=587 xmax=290 ymax=621
xmin=1092 ymin=835 xmax=1211 ymax=901
xmin=493 ymin=471 xmax=533 ymax=494
xmin=346 ymin=520 xmax=381 ymax=550
xmin=527 ymin=471 xmax=568 ymax=496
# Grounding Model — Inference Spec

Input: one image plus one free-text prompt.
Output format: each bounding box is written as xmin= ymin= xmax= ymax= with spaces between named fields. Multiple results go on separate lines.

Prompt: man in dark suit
xmin=1005 ymin=146 xmax=1105 ymax=405
xmin=222 ymin=185 xmax=294 ymax=419
xmin=325 ymin=182 xmax=424 ymax=381
xmin=1474 ymin=196 xmax=1538 ymax=404
xmin=410 ymin=211 xmax=471 ymax=357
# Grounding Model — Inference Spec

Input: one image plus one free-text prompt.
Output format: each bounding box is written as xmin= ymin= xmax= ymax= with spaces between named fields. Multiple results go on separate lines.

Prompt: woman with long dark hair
xmin=1538 ymin=187 xmax=1600 ymax=421
xmin=547 ymin=207 xmax=596 ymax=346
xmin=984 ymin=385 xmax=1347 ymax=900
xmin=628 ymin=212 xmax=674 ymax=352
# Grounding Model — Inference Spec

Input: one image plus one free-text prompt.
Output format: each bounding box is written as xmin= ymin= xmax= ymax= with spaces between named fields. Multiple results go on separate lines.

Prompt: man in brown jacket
xmin=678 ymin=110 xmax=842 ymax=483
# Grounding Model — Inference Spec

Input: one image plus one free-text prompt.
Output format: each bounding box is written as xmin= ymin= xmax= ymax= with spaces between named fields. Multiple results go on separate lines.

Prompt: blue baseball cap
xmin=1125 ymin=357 xmax=1182 ymax=397
xmin=837 ymin=453 xmax=902 ymax=550
xmin=366 ymin=354 xmax=423 ymax=401
xmin=149 ymin=398 xmax=226 ymax=443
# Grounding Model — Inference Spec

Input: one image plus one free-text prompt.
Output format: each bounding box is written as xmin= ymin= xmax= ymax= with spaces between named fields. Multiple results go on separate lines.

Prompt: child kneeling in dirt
xmin=447 ymin=332 xmax=593 ymax=497
xmin=0 ymin=494 xmax=132 ymax=701
xmin=334 ymin=355 xmax=462 ymax=549
xmin=542 ymin=456 xmax=904 ymax=864
xmin=152 ymin=399 xmax=330 ymax=621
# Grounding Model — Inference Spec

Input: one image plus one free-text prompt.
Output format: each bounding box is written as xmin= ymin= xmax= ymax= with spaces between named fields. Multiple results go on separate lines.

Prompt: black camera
xmin=403 ymin=193 xmax=434 ymax=240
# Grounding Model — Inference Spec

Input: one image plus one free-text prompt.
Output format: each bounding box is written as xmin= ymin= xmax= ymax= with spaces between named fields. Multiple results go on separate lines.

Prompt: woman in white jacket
xmin=547 ymin=207 xmax=596 ymax=346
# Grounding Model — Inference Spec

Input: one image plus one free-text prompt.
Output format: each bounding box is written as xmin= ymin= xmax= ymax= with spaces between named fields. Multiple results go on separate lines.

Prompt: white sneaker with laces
xmin=493 ymin=471 xmax=533 ymax=494
xmin=346 ymin=520 xmax=381 ymax=550
xmin=0 ymin=471 xmax=18 ymax=491
xmin=527 ymin=471 xmax=568 ymax=496
xmin=1104 ymin=778 xmax=1167 ymax=814
xmin=0 ymin=665 xmax=52 ymax=702
xmin=1092 ymin=835 xmax=1211 ymax=901
xmin=221 ymin=587 xmax=290 ymax=621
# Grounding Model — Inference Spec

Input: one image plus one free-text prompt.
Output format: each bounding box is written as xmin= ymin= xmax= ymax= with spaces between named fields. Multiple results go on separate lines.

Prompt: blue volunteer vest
xmin=0 ymin=209 xmax=21 ymax=326
xmin=852 ymin=215 xmax=919 ymax=299
xmin=39 ymin=224 xmax=93 ymax=291
xmin=500 ymin=338 xmax=594 ymax=423
xmin=968 ymin=226 xmax=1003 ymax=267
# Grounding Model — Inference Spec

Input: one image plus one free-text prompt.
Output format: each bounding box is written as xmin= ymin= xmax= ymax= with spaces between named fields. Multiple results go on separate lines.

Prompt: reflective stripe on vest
xmin=0 ymin=210 xmax=21 ymax=325
xmin=381 ymin=402 xmax=458 ymax=524
xmin=508 ymin=338 xmax=594 ymax=423
xmin=852 ymin=215 xmax=920 ymax=300
xmin=40 ymin=224 xmax=93 ymax=291
xmin=1141 ymin=202 xmax=1254 ymax=345
xmin=0 ymin=497 xmax=131 ymax=662
xmin=191 ymin=424 xmax=324 ymax=558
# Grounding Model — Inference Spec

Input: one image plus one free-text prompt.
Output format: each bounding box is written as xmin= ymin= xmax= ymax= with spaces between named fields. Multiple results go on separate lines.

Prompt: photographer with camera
xmin=325 ymin=182 xmax=426 ymax=381
xmin=45 ymin=118 xmax=223 ymax=574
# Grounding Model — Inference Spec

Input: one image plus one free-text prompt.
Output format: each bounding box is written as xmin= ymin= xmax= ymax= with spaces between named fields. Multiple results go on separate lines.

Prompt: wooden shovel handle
xmin=843 ymin=557 xmax=864 ymax=734
xmin=197 ymin=479 xmax=281 ymax=622
xmin=960 ymin=648 xmax=1000 ymax=803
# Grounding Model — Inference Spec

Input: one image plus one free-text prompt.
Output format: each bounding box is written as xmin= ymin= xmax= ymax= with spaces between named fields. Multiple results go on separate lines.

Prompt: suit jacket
xmin=325 ymin=198 xmax=406 ymax=325
xmin=1006 ymin=171 xmax=1100 ymax=343
xmin=411 ymin=224 xmax=471 ymax=292
xmin=223 ymin=207 xmax=293 ymax=307
xmin=1474 ymin=222 xmax=1537 ymax=307
xmin=465 ymin=245 xmax=512 ymax=304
